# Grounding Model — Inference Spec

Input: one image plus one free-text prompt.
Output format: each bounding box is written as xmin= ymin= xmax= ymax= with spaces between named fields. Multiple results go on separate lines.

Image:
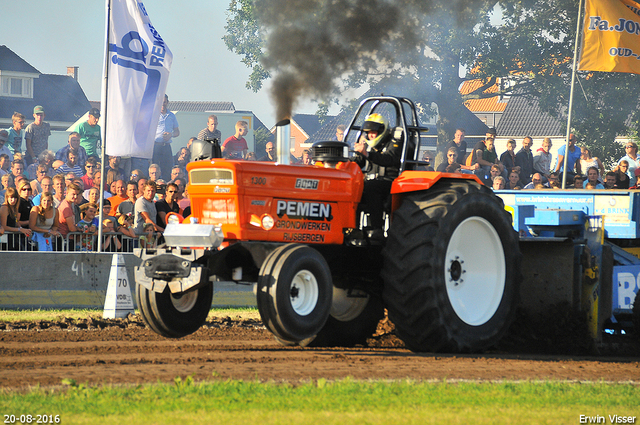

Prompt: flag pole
xmin=97 ymin=0 xmax=112 ymax=252
xmin=562 ymin=0 xmax=585 ymax=189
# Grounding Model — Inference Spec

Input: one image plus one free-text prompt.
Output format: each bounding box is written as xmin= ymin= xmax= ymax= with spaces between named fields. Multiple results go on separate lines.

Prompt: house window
xmin=1 ymin=76 xmax=32 ymax=98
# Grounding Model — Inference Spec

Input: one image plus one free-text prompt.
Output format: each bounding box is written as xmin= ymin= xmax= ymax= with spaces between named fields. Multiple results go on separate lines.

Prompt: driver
xmin=353 ymin=113 xmax=403 ymax=242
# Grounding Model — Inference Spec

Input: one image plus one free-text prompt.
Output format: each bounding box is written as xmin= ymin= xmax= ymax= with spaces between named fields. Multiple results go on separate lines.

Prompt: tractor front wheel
xmin=257 ymin=244 xmax=333 ymax=343
xmin=136 ymin=283 xmax=213 ymax=338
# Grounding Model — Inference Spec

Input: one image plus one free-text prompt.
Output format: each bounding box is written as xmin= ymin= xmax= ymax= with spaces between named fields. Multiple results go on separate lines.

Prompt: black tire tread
xmin=381 ymin=179 xmax=521 ymax=352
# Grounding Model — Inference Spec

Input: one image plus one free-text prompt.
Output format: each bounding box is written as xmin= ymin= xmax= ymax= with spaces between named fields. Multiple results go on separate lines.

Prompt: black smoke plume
xmin=255 ymin=0 xmax=481 ymax=120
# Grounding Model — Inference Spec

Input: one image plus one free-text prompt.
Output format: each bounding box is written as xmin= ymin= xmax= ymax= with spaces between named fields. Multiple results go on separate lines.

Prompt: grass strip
xmin=1 ymin=379 xmax=638 ymax=425
xmin=0 ymin=308 xmax=259 ymax=322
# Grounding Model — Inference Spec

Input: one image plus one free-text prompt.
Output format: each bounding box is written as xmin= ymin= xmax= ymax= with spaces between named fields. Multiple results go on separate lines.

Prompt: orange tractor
xmin=135 ymin=96 xmax=521 ymax=352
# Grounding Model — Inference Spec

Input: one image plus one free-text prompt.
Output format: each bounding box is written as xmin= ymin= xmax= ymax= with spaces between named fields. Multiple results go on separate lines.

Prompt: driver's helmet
xmin=362 ymin=113 xmax=390 ymax=148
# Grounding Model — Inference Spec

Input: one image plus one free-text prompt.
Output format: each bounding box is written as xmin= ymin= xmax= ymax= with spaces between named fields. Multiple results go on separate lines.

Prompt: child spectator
xmin=6 ymin=112 xmax=26 ymax=156
xmin=76 ymin=203 xmax=98 ymax=251
xmin=139 ymin=222 xmax=157 ymax=248
xmin=102 ymin=218 xmax=122 ymax=252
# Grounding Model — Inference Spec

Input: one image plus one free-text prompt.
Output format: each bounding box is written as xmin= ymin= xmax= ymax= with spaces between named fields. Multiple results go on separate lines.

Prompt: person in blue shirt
xmin=554 ymin=134 xmax=582 ymax=182
xmin=153 ymin=94 xmax=180 ymax=181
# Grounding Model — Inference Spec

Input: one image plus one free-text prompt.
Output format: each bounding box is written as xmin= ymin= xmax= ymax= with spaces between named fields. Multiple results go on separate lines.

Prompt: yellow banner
xmin=579 ymin=0 xmax=640 ymax=74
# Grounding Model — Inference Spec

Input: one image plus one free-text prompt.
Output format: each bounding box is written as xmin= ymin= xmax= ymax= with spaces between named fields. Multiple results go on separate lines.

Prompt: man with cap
xmin=78 ymin=108 xmax=101 ymax=158
xmin=25 ymin=105 xmax=51 ymax=166
xmin=0 ymin=130 xmax=12 ymax=162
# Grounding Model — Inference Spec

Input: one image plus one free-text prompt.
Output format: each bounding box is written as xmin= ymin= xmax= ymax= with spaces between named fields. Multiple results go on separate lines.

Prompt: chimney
xmin=67 ymin=66 xmax=79 ymax=80
xmin=275 ymin=119 xmax=291 ymax=165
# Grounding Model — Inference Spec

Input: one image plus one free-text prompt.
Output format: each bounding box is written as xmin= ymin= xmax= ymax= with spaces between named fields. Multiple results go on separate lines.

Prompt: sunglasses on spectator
xmin=131 ymin=174 xmax=138 ymax=177
xmin=21 ymin=187 xmax=32 ymax=192
xmin=86 ymin=165 xmax=95 ymax=168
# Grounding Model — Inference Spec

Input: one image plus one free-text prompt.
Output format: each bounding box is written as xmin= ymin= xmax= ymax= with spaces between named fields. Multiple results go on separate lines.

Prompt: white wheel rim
xmin=170 ymin=290 xmax=198 ymax=313
xmin=330 ymin=287 xmax=369 ymax=321
xmin=290 ymin=269 xmax=319 ymax=316
xmin=444 ymin=216 xmax=505 ymax=326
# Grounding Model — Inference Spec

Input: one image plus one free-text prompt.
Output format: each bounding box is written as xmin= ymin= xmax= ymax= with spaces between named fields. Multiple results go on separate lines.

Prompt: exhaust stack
xmin=275 ymin=119 xmax=291 ymax=165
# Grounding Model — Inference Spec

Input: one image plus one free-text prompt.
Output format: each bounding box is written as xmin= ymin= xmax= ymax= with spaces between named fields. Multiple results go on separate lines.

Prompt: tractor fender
xmin=390 ymin=172 xmax=483 ymax=214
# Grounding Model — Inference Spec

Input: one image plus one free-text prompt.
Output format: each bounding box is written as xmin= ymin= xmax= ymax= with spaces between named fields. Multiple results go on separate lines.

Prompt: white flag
xmin=103 ymin=0 xmax=172 ymax=158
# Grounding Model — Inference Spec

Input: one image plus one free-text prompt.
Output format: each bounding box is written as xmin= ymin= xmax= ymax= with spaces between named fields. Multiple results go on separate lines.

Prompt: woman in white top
xmin=579 ymin=147 xmax=605 ymax=178
xmin=29 ymin=191 xmax=60 ymax=251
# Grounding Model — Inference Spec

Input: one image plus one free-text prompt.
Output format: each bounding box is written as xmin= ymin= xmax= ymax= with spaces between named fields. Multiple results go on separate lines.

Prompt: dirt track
xmin=1 ymin=314 xmax=639 ymax=391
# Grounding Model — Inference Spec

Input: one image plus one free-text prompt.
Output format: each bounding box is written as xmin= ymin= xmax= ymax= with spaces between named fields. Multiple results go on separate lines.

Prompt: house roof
xmin=0 ymin=45 xmax=39 ymax=74
xmin=0 ymin=46 xmax=91 ymax=125
xmin=0 ymin=73 xmax=91 ymax=125
xmin=460 ymin=78 xmax=508 ymax=113
xmin=291 ymin=113 xmax=334 ymax=139
xmin=496 ymin=88 xmax=563 ymax=137
xmin=168 ymin=101 xmax=235 ymax=113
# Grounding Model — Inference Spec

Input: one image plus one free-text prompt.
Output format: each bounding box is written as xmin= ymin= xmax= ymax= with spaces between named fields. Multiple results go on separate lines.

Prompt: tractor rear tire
xmin=257 ymin=244 xmax=333 ymax=343
xmin=304 ymin=288 xmax=384 ymax=347
xmin=382 ymin=180 xmax=521 ymax=352
xmin=137 ymin=283 xmax=213 ymax=338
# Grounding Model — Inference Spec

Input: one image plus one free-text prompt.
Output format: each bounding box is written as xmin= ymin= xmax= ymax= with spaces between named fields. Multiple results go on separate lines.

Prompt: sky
xmin=2 ymin=0 xmax=322 ymax=127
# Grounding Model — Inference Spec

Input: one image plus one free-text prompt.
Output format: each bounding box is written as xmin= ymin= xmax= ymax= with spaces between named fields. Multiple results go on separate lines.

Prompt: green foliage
xmin=1 ymin=380 xmax=638 ymax=424
xmin=253 ymin=126 xmax=272 ymax=155
xmin=0 ymin=308 xmax=260 ymax=322
xmin=224 ymin=0 xmax=640 ymax=159
xmin=223 ymin=0 xmax=270 ymax=92
xmin=315 ymin=102 xmax=329 ymax=126
xmin=0 ymin=309 xmax=102 ymax=322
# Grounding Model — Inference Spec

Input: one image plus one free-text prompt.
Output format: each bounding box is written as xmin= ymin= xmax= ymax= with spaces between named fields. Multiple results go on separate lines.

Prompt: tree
xmin=253 ymin=126 xmax=272 ymax=156
xmin=474 ymin=0 xmax=640 ymax=166
xmin=224 ymin=0 xmax=640 ymax=163
xmin=223 ymin=0 xmax=269 ymax=92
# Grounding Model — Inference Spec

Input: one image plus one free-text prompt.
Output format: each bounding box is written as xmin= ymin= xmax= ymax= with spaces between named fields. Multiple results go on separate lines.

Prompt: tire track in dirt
xmin=1 ymin=316 xmax=639 ymax=391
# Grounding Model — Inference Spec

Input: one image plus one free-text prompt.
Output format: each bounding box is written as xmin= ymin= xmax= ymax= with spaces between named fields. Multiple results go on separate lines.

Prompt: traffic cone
xmin=103 ymin=253 xmax=135 ymax=319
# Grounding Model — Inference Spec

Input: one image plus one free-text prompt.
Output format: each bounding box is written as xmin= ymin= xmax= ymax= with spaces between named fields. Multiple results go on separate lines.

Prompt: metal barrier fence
xmin=0 ymin=231 xmax=158 ymax=253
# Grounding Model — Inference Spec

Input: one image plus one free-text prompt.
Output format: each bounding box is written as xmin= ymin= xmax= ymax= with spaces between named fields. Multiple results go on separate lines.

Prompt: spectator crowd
xmin=0 ymin=99 xmax=317 ymax=252
xmin=0 ymin=103 xmax=193 ymax=252
xmin=433 ymin=128 xmax=637 ymax=192
xmin=4 ymin=102 xmax=639 ymax=252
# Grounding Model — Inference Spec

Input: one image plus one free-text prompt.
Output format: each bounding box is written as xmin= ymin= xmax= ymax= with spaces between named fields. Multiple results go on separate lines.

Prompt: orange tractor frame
xmin=135 ymin=96 xmax=521 ymax=352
